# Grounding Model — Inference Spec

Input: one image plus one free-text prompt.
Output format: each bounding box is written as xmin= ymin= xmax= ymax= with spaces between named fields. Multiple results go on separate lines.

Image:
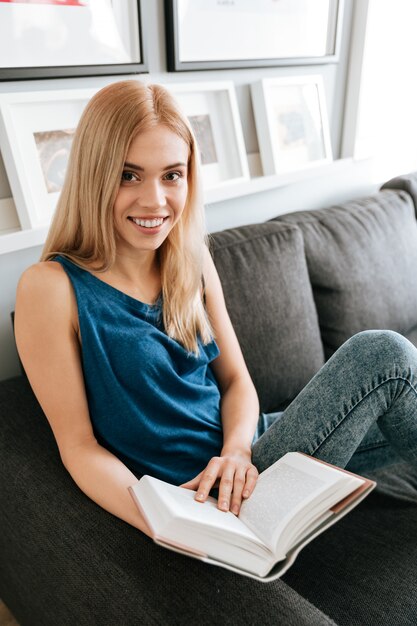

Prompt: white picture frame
xmin=251 ymin=76 xmax=333 ymax=176
xmin=167 ymin=81 xmax=250 ymax=190
xmin=0 ymin=81 xmax=250 ymax=230
xmin=0 ymin=88 xmax=98 ymax=229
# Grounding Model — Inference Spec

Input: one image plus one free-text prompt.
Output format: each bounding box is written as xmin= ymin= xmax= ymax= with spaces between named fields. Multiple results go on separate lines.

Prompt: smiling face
xmin=113 ymin=124 xmax=190 ymax=260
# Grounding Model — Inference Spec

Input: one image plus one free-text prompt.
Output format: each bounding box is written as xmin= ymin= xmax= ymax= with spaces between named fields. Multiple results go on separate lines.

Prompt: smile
xmin=128 ymin=217 xmax=166 ymax=228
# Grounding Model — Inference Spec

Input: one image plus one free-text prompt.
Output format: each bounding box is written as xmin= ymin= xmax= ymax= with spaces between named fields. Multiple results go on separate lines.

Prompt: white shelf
xmin=0 ymin=225 xmax=49 ymax=255
xmin=0 ymin=158 xmax=358 ymax=255
xmin=204 ymin=157 xmax=356 ymax=204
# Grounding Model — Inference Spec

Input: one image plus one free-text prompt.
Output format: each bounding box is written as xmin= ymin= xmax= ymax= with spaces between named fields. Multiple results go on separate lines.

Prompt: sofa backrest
xmin=211 ymin=172 xmax=417 ymax=413
xmin=273 ymin=188 xmax=417 ymax=359
xmin=210 ymin=221 xmax=325 ymax=413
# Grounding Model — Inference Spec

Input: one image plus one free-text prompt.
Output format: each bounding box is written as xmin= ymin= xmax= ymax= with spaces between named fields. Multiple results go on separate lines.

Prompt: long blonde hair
xmin=41 ymin=80 xmax=212 ymax=354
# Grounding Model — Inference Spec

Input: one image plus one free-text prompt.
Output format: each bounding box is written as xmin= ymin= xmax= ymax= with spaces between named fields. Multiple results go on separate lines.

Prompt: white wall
xmin=0 ymin=0 xmax=394 ymax=381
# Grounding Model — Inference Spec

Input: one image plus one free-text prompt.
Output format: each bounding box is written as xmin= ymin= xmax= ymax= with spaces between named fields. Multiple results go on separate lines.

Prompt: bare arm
xmin=204 ymin=249 xmax=260 ymax=454
xmin=14 ymin=262 xmax=151 ymax=537
xmin=181 ymin=248 xmax=260 ymax=514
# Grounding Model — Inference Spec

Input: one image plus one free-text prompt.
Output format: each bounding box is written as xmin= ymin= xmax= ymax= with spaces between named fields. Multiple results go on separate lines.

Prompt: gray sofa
xmin=1 ymin=172 xmax=417 ymax=626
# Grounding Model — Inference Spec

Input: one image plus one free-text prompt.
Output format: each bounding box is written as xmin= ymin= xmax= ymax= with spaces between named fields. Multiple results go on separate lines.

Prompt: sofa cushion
xmin=272 ymin=190 xmax=417 ymax=358
xmin=210 ymin=222 xmax=324 ymax=412
xmin=381 ymin=170 xmax=417 ymax=217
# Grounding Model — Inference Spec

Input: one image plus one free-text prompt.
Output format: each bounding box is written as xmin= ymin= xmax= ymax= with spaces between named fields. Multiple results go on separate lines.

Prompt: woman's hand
xmin=180 ymin=451 xmax=259 ymax=516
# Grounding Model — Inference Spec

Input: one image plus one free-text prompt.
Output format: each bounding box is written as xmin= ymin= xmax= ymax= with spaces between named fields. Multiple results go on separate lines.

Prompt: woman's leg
xmin=251 ymin=330 xmax=417 ymax=474
xmin=345 ymin=422 xmax=402 ymax=474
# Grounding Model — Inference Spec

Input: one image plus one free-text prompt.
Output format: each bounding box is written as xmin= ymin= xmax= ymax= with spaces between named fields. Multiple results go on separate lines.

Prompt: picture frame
xmin=167 ymin=81 xmax=250 ymax=190
xmin=251 ymin=76 xmax=333 ymax=176
xmin=0 ymin=0 xmax=147 ymax=81
xmin=0 ymin=87 xmax=98 ymax=229
xmin=165 ymin=0 xmax=343 ymax=72
xmin=0 ymin=81 xmax=249 ymax=230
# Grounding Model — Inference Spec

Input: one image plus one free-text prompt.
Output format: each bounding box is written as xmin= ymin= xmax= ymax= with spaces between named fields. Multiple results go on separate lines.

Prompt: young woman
xmin=15 ymin=81 xmax=417 ymax=539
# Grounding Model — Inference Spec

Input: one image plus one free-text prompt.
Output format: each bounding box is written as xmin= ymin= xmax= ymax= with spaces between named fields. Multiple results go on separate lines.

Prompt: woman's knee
xmin=343 ymin=330 xmax=417 ymax=369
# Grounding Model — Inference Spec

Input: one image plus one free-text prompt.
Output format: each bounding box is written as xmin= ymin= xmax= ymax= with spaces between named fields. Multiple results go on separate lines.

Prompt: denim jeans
xmin=251 ymin=330 xmax=417 ymax=475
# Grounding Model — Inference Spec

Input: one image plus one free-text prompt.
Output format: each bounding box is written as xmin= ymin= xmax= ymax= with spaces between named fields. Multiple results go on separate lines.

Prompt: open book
xmin=129 ymin=452 xmax=376 ymax=581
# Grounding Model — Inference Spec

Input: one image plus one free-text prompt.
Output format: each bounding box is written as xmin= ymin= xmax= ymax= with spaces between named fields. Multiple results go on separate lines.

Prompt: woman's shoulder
xmin=202 ymin=245 xmax=222 ymax=293
xmin=202 ymin=244 xmax=216 ymax=278
xmin=17 ymin=260 xmax=74 ymax=313
xmin=19 ymin=259 xmax=68 ymax=289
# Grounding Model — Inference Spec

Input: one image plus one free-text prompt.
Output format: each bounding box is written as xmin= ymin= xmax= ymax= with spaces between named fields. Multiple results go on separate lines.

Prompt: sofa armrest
xmin=381 ymin=170 xmax=417 ymax=216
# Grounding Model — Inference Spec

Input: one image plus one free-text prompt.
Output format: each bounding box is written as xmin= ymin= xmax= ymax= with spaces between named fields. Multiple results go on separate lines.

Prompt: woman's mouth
xmin=128 ymin=216 xmax=166 ymax=228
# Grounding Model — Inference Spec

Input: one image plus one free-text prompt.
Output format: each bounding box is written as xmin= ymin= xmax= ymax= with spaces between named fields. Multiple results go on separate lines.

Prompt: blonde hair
xmin=41 ymin=80 xmax=212 ymax=354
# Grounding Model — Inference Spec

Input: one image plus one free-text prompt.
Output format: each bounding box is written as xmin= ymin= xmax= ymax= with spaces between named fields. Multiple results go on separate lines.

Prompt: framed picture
xmin=0 ymin=0 xmax=147 ymax=81
xmin=165 ymin=0 xmax=343 ymax=71
xmin=167 ymin=81 xmax=250 ymax=190
xmin=0 ymin=88 xmax=97 ymax=228
xmin=251 ymin=76 xmax=333 ymax=176
xmin=0 ymin=81 xmax=249 ymax=230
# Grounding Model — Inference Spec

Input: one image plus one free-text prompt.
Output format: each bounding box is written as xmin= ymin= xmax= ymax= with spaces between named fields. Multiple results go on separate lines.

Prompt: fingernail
xmin=243 ymin=490 xmax=250 ymax=498
xmin=231 ymin=505 xmax=239 ymax=515
xmin=221 ymin=500 xmax=228 ymax=511
xmin=196 ymin=493 xmax=204 ymax=501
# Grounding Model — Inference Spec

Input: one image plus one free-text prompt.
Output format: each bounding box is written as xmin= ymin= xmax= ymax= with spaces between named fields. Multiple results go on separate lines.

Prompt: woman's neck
xmin=92 ymin=251 xmax=162 ymax=305
xmin=111 ymin=251 xmax=159 ymax=283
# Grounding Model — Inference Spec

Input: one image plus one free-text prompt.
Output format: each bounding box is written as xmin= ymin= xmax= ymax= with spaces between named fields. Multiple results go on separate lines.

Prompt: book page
xmin=239 ymin=460 xmax=327 ymax=551
xmin=134 ymin=476 xmax=266 ymax=547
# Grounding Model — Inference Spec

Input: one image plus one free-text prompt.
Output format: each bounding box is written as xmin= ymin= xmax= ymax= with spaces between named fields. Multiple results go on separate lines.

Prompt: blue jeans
xmin=252 ymin=330 xmax=417 ymax=475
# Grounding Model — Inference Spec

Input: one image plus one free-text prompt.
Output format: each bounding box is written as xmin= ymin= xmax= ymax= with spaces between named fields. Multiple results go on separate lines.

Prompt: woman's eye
xmin=121 ymin=171 xmax=138 ymax=183
xmin=164 ymin=171 xmax=182 ymax=182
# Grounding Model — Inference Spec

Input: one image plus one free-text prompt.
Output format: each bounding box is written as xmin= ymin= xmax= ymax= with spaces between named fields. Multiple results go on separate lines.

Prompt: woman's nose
xmin=139 ymin=180 xmax=165 ymax=209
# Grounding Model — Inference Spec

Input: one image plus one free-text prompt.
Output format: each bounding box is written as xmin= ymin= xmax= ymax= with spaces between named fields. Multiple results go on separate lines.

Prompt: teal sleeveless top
xmin=55 ymin=256 xmax=223 ymax=485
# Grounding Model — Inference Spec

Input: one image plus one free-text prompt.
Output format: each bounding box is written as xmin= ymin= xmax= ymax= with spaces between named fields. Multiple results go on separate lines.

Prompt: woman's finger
xmin=229 ymin=466 xmax=247 ymax=515
xmin=217 ymin=460 xmax=236 ymax=512
xmin=180 ymin=474 xmax=202 ymax=490
xmin=242 ymin=465 xmax=259 ymax=499
xmin=194 ymin=457 xmax=222 ymax=503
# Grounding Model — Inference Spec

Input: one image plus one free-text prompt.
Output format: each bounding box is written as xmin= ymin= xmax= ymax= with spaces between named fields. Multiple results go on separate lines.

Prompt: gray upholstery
xmin=210 ymin=222 xmax=324 ymax=412
xmin=272 ymin=190 xmax=417 ymax=358
xmin=2 ymin=173 xmax=417 ymax=625
xmin=0 ymin=376 xmax=335 ymax=626
xmin=382 ymin=170 xmax=417 ymax=216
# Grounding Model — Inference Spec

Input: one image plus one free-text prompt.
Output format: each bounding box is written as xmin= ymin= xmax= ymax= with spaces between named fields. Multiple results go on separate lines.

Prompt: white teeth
xmin=131 ymin=217 xmax=164 ymax=228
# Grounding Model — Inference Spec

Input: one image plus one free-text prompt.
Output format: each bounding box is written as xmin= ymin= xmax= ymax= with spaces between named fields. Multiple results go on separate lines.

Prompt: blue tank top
xmin=54 ymin=256 xmax=223 ymax=485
